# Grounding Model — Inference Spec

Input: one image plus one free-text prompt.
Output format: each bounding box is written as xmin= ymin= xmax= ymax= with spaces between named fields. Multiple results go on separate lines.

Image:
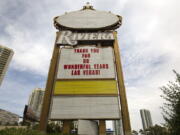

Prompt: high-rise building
xmin=140 ymin=109 xmax=153 ymax=130
xmin=113 ymin=120 xmax=123 ymax=135
xmin=28 ymin=88 xmax=44 ymax=117
xmin=0 ymin=45 xmax=14 ymax=86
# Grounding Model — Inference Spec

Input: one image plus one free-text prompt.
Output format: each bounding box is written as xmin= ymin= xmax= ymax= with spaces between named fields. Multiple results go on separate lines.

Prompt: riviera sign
xmin=56 ymin=31 xmax=114 ymax=45
xmin=57 ymin=46 xmax=115 ymax=79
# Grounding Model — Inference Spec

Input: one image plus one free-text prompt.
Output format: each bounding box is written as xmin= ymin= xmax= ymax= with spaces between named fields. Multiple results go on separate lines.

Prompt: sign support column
xmin=113 ymin=31 xmax=132 ymax=135
xmin=63 ymin=120 xmax=71 ymax=134
xmin=99 ymin=120 xmax=106 ymax=135
xmin=39 ymin=32 xmax=60 ymax=132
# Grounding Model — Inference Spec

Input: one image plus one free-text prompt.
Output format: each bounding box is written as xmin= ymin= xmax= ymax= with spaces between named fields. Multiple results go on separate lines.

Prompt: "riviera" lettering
xmin=57 ymin=31 xmax=114 ymax=45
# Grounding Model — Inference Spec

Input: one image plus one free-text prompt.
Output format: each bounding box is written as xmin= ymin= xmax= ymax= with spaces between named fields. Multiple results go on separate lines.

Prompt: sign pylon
xmin=39 ymin=4 xmax=131 ymax=135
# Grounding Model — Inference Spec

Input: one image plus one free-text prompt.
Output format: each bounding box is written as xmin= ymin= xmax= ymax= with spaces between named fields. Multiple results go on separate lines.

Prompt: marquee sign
xmin=57 ymin=46 xmax=115 ymax=79
xmin=40 ymin=4 xmax=131 ymax=134
xmin=50 ymin=96 xmax=120 ymax=119
xmin=54 ymin=80 xmax=118 ymax=95
xmin=56 ymin=31 xmax=114 ymax=45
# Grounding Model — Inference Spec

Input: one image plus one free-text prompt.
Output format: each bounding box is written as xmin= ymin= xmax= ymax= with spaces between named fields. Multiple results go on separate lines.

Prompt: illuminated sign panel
xmin=50 ymin=96 xmax=120 ymax=119
xmin=54 ymin=80 xmax=118 ymax=95
xmin=57 ymin=46 xmax=115 ymax=79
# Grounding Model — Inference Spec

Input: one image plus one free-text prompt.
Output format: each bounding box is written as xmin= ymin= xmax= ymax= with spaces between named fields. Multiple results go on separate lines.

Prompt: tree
xmin=147 ymin=124 xmax=169 ymax=135
xmin=139 ymin=125 xmax=169 ymax=135
xmin=139 ymin=129 xmax=146 ymax=135
xmin=132 ymin=130 xmax=138 ymax=135
xmin=160 ymin=70 xmax=180 ymax=135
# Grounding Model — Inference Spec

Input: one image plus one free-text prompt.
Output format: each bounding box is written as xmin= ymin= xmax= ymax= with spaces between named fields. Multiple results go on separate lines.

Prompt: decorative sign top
xmin=54 ymin=4 xmax=122 ymax=30
xmin=56 ymin=31 xmax=114 ymax=45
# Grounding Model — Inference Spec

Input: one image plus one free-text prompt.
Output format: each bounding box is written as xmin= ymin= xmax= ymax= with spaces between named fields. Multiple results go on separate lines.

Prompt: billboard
xmin=57 ymin=46 xmax=115 ymax=79
xmin=50 ymin=45 xmax=120 ymax=119
xmin=50 ymin=96 xmax=120 ymax=119
xmin=23 ymin=105 xmax=39 ymax=122
xmin=54 ymin=80 xmax=118 ymax=95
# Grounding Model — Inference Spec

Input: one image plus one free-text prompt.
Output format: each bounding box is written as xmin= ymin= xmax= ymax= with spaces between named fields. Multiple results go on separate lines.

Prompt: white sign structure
xmin=50 ymin=96 xmax=120 ymax=119
xmin=54 ymin=8 xmax=120 ymax=29
xmin=57 ymin=46 xmax=115 ymax=79
xmin=56 ymin=31 xmax=114 ymax=45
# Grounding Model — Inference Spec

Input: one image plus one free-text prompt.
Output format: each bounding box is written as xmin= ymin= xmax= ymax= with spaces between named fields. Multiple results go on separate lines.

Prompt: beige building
xmin=28 ymin=88 xmax=44 ymax=117
xmin=0 ymin=45 xmax=14 ymax=86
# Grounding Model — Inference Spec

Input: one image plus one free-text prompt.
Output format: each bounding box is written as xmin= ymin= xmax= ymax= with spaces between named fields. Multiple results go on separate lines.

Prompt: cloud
xmin=0 ymin=67 xmax=46 ymax=115
xmin=117 ymin=0 xmax=180 ymax=130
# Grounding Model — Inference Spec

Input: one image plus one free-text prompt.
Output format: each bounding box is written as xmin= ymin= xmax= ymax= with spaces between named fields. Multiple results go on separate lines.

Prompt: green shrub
xmin=31 ymin=122 xmax=62 ymax=134
xmin=47 ymin=122 xmax=62 ymax=133
xmin=0 ymin=128 xmax=44 ymax=135
xmin=0 ymin=128 xmax=74 ymax=135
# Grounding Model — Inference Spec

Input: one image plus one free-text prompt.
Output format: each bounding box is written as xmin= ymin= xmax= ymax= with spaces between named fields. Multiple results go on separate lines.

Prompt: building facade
xmin=140 ymin=109 xmax=153 ymax=130
xmin=0 ymin=45 xmax=14 ymax=86
xmin=28 ymin=88 xmax=44 ymax=117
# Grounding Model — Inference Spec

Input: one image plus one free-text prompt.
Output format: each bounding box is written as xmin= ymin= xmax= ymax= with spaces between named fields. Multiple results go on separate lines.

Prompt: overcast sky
xmin=0 ymin=0 xmax=180 ymax=131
